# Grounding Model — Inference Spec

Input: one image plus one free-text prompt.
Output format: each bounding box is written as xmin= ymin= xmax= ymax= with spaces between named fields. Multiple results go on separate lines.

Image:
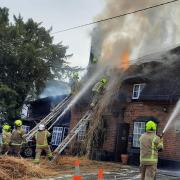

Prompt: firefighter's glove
xmin=158 ymin=148 xmax=163 ymax=152
xmin=159 ymin=134 xmax=164 ymax=138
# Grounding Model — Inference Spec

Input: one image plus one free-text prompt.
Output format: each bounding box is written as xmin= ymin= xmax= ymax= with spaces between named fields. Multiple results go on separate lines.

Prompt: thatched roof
xmin=123 ymin=46 xmax=180 ymax=102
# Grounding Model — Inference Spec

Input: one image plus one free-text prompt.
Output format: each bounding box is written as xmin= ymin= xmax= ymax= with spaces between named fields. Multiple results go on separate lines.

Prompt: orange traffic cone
xmin=98 ymin=168 xmax=104 ymax=180
xmin=72 ymin=160 xmax=82 ymax=180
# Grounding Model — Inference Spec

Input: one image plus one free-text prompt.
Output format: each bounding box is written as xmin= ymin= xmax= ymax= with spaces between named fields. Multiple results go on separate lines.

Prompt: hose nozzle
xmin=159 ymin=132 xmax=164 ymax=138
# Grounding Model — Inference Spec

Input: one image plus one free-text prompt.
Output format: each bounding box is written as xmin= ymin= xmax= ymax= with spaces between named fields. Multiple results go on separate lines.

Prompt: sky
xmin=0 ymin=0 xmax=105 ymax=68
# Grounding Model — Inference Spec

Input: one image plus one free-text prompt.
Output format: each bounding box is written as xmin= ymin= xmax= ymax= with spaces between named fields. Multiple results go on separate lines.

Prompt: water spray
xmin=48 ymin=65 xmax=107 ymax=130
xmin=162 ymin=99 xmax=180 ymax=134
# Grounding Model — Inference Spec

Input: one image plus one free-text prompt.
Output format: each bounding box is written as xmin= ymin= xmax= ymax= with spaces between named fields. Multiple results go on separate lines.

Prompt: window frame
xmin=132 ymin=121 xmax=146 ymax=148
xmin=132 ymin=83 xmax=145 ymax=99
xmin=51 ymin=127 xmax=64 ymax=146
xmin=77 ymin=124 xmax=87 ymax=141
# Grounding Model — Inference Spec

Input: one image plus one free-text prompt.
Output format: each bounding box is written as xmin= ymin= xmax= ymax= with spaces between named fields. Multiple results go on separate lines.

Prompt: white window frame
xmin=21 ymin=125 xmax=30 ymax=134
xmin=132 ymin=83 xmax=145 ymax=99
xmin=133 ymin=121 xmax=145 ymax=148
xmin=77 ymin=125 xmax=87 ymax=141
xmin=51 ymin=127 xmax=63 ymax=146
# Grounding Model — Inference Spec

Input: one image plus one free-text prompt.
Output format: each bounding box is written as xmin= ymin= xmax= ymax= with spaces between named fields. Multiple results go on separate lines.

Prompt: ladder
xmin=25 ymin=95 xmax=72 ymax=141
xmin=53 ymin=110 xmax=92 ymax=158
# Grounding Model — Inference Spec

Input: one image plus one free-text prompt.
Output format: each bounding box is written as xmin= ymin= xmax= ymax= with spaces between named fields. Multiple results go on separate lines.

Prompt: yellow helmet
xmin=14 ymin=119 xmax=22 ymax=127
xmin=3 ymin=124 xmax=11 ymax=131
xmin=146 ymin=121 xmax=157 ymax=131
xmin=101 ymin=78 xmax=108 ymax=84
xmin=73 ymin=72 xmax=79 ymax=79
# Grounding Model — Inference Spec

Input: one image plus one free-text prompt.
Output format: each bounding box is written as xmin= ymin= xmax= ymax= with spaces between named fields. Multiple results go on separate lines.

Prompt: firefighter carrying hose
xmin=90 ymin=77 xmax=108 ymax=108
xmin=33 ymin=124 xmax=53 ymax=164
xmin=139 ymin=121 xmax=163 ymax=180
xmin=9 ymin=119 xmax=25 ymax=157
xmin=2 ymin=124 xmax=11 ymax=155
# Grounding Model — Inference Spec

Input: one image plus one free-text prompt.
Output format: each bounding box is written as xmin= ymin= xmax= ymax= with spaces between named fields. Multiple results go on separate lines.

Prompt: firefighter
xmin=71 ymin=72 xmax=80 ymax=94
xmin=90 ymin=78 xmax=108 ymax=108
xmin=139 ymin=120 xmax=163 ymax=180
xmin=2 ymin=124 xmax=11 ymax=155
xmin=34 ymin=124 xmax=53 ymax=164
xmin=9 ymin=120 xmax=25 ymax=157
xmin=92 ymin=57 xmax=98 ymax=64
xmin=0 ymin=125 xmax=2 ymax=154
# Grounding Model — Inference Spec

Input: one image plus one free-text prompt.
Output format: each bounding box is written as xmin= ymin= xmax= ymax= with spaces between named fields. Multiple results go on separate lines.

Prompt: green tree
xmin=0 ymin=7 xmax=76 ymax=120
xmin=0 ymin=84 xmax=18 ymax=119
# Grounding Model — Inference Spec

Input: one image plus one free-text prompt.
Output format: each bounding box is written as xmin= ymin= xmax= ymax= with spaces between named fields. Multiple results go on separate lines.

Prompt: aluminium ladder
xmin=53 ymin=110 xmax=92 ymax=159
xmin=25 ymin=95 xmax=72 ymax=141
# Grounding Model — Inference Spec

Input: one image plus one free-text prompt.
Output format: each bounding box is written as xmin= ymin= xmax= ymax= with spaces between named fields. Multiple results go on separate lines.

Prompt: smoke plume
xmin=39 ymin=80 xmax=70 ymax=99
xmin=91 ymin=0 xmax=180 ymax=66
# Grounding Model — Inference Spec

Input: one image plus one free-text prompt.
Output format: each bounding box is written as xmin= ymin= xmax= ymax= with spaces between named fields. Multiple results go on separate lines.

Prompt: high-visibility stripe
xmin=11 ymin=143 xmax=22 ymax=146
xmin=151 ymin=136 xmax=157 ymax=159
xmin=36 ymin=144 xmax=48 ymax=147
xmin=140 ymin=158 xmax=158 ymax=162
xmin=34 ymin=159 xmax=40 ymax=164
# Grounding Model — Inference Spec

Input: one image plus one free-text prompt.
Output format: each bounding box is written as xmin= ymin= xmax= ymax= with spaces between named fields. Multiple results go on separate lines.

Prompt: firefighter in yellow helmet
xmin=2 ymin=124 xmax=11 ymax=155
xmin=9 ymin=120 xmax=25 ymax=157
xmin=139 ymin=121 xmax=163 ymax=180
xmin=92 ymin=57 xmax=98 ymax=64
xmin=33 ymin=124 xmax=53 ymax=164
xmin=90 ymin=78 xmax=108 ymax=108
xmin=71 ymin=72 xmax=80 ymax=94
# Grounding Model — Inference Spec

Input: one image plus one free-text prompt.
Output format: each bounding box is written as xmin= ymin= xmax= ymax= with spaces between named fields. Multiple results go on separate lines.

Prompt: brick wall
xmin=124 ymin=101 xmax=180 ymax=160
xmin=69 ymin=105 xmax=88 ymax=147
xmin=70 ymin=104 xmax=89 ymax=128
xmin=102 ymin=116 xmax=119 ymax=152
xmin=70 ymin=106 xmax=120 ymax=153
xmin=70 ymin=84 xmax=180 ymax=162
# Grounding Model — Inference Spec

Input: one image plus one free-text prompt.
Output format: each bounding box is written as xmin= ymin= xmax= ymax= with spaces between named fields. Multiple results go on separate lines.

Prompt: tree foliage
xmin=0 ymin=7 xmax=76 ymax=119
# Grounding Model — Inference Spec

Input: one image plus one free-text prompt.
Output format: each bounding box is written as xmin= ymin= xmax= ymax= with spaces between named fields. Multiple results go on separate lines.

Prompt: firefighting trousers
xmin=34 ymin=145 xmax=52 ymax=163
xmin=1 ymin=144 xmax=10 ymax=154
xmin=9 ymin=145 xmax=21 ymax=157
xmin=90 ymin=93 xmax=99 ymax=107
xmin=140 ymin=164 xmax=157 ymax=180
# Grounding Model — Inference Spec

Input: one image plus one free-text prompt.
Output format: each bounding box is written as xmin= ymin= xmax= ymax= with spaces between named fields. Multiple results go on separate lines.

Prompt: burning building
xmin=54 ymin=0 xmax=180 ymax=167
xmin=69 ymin=45 xmax=180 ymax=168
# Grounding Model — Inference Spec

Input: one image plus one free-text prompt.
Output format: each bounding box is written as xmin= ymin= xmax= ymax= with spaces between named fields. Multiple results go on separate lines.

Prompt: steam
xmin=91 ymin=0 xmax=180 ymax=66
xmin=39 ymin=80 xmax=70 ymax=99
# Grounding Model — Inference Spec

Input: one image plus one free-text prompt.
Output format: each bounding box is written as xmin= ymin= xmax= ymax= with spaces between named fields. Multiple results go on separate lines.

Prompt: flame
xmin=120 ymin=51 xmax=129 ymax=70
xmin=101 ymin=41 xmax=113 ymax=63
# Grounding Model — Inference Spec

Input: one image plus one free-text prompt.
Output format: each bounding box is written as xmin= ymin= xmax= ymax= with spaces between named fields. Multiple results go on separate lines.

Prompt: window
xmin=133 ymin=122 xmax=145 ymax=147
xmin=77 ymin=125 xmax=87 ymax=141
xmin=51 ymin=127 xmax=63 ymax=146
xmin=21 ymin=125 xmax=30 ymax=134
xmin=132 ymin=84 xmax=145 ymax=99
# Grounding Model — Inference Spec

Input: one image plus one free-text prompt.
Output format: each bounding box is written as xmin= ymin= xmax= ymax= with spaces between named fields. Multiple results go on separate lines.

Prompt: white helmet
xmin=39 ymin=124 xmax=45 ymax=131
